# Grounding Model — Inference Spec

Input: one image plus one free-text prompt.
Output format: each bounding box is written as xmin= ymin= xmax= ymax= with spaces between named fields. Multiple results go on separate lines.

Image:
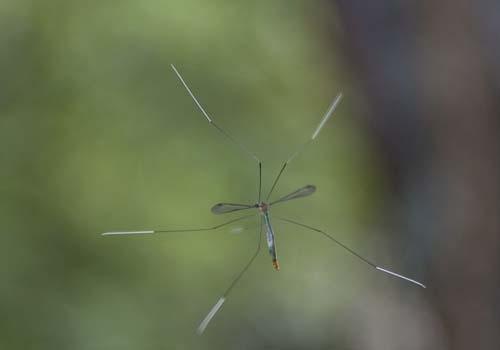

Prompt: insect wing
xmin=211 ymin=203 xmax=254 ymax=214
xmin=270 ymin=185 xmax=316 ymax=206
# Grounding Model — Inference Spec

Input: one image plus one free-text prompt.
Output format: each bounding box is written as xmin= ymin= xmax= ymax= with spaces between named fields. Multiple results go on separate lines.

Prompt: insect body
xmin=260 ymin=203 xmax=279 ymax=271
xmin=101 ymin=65 xmax=426 ymax=335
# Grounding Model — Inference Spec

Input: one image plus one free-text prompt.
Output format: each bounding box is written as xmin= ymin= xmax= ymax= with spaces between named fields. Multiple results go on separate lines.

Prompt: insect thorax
xmin=258 ymin=202 xmax=269 ymax=214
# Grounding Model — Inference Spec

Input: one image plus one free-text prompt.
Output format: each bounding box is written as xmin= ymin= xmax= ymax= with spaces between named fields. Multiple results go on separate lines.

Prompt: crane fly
xmin=101 ymin=64 xmax=426 ymax=335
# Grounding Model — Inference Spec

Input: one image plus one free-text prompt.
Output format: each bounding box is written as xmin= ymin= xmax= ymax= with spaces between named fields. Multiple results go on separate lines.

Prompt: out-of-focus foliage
xmin=1 ymin=1 xmax=431 ymax=349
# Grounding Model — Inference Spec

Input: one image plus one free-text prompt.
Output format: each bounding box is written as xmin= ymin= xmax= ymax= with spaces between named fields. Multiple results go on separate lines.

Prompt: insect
xmin=102 ymin=65 xmax=426 ymax=335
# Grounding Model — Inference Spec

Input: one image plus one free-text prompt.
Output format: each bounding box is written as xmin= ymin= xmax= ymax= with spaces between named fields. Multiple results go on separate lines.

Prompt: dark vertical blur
xmin=335 ymin=0 xmax=500 ymax=349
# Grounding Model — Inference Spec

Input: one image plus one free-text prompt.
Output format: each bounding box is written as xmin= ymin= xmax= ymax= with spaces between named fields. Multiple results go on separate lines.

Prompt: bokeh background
xmin=1 ymin=1 xmax=499 ymax=349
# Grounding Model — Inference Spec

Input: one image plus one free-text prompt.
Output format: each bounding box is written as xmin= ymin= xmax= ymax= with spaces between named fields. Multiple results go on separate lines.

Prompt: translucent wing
xmin=270 ymin=185 xmax=316 ymax=206
xmin=211 ymin=203 xmax=255 ymax=215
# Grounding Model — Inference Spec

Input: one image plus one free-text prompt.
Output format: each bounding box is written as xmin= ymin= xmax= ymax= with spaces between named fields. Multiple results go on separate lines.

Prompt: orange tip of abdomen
xmin=272 ymin=259 xmax=280 ymax=271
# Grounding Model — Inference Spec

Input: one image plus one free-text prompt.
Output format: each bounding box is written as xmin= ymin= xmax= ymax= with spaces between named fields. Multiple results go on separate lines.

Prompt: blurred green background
xmin=2 ymin=1 xmax=499 ymax=349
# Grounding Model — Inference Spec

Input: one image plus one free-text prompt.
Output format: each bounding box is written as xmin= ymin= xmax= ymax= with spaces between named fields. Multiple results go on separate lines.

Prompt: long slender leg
xmin=266 ymin=94 xmax=343 ymax=202
xmin=100 ymin=214 xmax=255 ymax=236
xmin=258 ymin=162 xmax=262 ymax=203
xmin=275 ymin=217 xmax=426 ymax=288
xmin=171 ymin=64 xmax=263 ymax=202
xmin=197 ymin=217 xmax=263 ymax=335
xmin=266 ymin=162 xmax=289 ymax=202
